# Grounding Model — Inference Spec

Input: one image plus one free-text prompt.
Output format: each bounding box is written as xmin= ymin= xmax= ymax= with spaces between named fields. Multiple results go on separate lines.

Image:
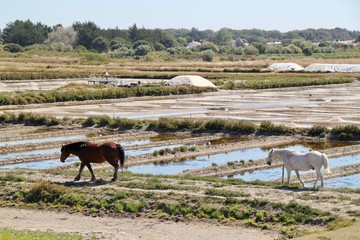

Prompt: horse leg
xmin=295 ymin=170 xmax=305 ymax=188
xmin=74 ymin=162 xmax=85 ymax=181
xmin=85 ymin=162 xmax=96 ymax=181
xmin=112 ymin=165 xmax=119 ymax=182
xmin=287 ymin=169 xmax=292 ymax=186
xmin=315 ymin=169 xmax=324 ymax=188
xmin=108 ymin=160 xmax=119 ymax=182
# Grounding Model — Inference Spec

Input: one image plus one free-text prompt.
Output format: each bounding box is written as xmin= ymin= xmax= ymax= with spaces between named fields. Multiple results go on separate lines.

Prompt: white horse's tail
xmin=322 ymin=154 xmax=331 ymax=174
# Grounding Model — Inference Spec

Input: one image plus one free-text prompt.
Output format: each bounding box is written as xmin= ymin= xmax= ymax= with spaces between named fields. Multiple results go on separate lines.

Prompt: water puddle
xmin=0 ymin=135 xmax=86 ymax=147
xmin=84 ymin=110 xmax=209 ymax=119
xmin=230 ymin=100 xmax=323 ymax=110
xmin=0 ymin=156 xmax=78 ymax=169
xmin=305 ymin=174 xmax=360 ymax=189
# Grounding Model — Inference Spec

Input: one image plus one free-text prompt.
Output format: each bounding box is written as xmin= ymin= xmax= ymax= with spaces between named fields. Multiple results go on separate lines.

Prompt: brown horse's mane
xmin=63 ymin=141 xmax=89 ymax=151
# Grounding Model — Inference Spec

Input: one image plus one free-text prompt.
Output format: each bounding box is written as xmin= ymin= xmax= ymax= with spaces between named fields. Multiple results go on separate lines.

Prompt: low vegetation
xmin=2 ymin=112 xmax=360 ymax=141
xmin=0 ymin=85 xmax=216 ymax=106
xmin=0 ymin=229 xmax=84 ymax=240
xmin=0 ymin=175 xmax=346 ymax=239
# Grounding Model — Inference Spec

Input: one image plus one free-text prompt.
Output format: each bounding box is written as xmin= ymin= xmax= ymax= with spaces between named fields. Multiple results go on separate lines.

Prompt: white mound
xmin=330 ymin=117 xmax=345 ymax=122
xmin=167 ymin=75 xmax=216 ymax=87
xmin=268 ymin=63 xmax=304 ymax=71
xmin=305 ymin=64 xmax=360 ymax=73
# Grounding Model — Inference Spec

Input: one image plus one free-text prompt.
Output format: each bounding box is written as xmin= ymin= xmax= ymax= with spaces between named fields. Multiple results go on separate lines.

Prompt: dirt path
xmin=0 ymin=207 xmax=277 ymax=240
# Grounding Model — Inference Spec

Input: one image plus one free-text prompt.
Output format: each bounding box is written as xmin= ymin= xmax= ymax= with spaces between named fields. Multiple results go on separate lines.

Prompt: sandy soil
xmin=0 ymin=207 xmax=277 ymax=240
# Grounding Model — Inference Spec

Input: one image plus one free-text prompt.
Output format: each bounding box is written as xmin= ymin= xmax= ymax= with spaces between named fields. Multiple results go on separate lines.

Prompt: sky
xmin=1 ymin=0 xmax=359 ymax=32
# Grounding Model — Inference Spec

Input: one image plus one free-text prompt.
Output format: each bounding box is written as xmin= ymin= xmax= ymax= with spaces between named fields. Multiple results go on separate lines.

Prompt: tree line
xmin=0 ymin=20 xmax=359 ymax=59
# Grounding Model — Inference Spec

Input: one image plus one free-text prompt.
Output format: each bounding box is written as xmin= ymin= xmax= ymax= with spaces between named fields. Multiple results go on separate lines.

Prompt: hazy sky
xmin=1 ymin=0 xmax=359 ymax=32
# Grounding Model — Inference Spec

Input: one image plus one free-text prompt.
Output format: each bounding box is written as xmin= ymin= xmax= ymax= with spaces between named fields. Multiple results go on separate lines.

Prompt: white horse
xmin=267 ymin=149 xmax=331 ymax=188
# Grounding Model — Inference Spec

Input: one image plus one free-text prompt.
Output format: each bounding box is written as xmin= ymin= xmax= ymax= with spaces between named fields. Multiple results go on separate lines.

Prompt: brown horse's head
xmin=60 ymin=141 xmax=88 ymax=162
xmin=60 ymin=145 xmax=70 ymax=162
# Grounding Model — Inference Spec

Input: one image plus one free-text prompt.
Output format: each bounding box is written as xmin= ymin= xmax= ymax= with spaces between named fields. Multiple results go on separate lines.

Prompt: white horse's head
xmin=267 ymin=149 xmax=274 ymax=165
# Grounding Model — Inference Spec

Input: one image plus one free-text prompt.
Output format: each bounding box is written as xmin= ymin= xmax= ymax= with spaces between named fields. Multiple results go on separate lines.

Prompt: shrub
xmin=331 ymin=125 xmax=360 ymax=140
xmin=205 ymin=118 xmax=227 ymax=131
xmin=82 ymin=116 xmax=99 ymax=127
xmin=200 ymin=50 xmax=215 ymax=62
xmin=135 ymin=45 xmax=152 ymax=56
xmin=132 ymin=40 xmax=152 ymax=49
xmin=308 ymin=125 xmax=327 ymax=137
xmin=3 ymin=43 xmax=23 ymax=52
xmin=259 ymin=121 xmax=290 ymax=134
xmin=24 ymin=181 xmax=67 ymax=203
xmin=97 ymin=115 xmax=113 ymax=127
xmin=91 ymin=36 xmax=109 ymax=52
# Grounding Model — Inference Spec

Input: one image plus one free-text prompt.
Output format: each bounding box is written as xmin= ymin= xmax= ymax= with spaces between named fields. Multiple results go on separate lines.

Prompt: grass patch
xmin=205 ymin=188 xmax=250 ymax=198
xmin=0 ymin=229 xmax=84 ymax=240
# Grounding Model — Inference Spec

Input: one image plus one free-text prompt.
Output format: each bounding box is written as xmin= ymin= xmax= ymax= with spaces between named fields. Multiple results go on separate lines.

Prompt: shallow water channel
xmin=127 ymin=144 xmax=313 ymax=175
xmin=0 ymin=143 xmax=183 ymax=169
xmin=305 ymin=174 xmax=360 ymax=189
xmin=0 ymin=135 xmax=87 ymax=147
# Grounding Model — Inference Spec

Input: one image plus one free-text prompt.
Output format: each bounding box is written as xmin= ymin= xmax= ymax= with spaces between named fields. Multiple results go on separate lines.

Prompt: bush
xmin=135 ymin=45 xmax=152 ymax=56
xmin=24 ymin=181 xmax=67 ymax=203
xmin=82 ymin=116 xmax=99 ymax=127
xmin=91 ymin=36 xmax=109 ymax=53
xmin=200 ymin=50 xmax=215 ymax=62
xmin=308 ymin=125 xmax=327 ymax=137
xmin=259 ymin=121 xmax=290 ymax=134
xmin=3 ymin=43 xmax=23 ymax=52
xmin=331 ymin=125 xmax=360 ymax=140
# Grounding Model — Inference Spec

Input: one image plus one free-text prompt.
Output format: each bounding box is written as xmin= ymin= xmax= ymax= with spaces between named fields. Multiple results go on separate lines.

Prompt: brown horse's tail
xmin=116 ymin=144 xmax=125 ymax=170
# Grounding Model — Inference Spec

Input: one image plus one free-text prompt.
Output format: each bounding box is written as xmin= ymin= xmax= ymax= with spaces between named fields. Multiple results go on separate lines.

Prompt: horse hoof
xmin=111 ymin=177 xmax=117 ymax=182
xmin=90 ymin=178 xmax=96 ymax=182
xmin=74 ymin=177 xmax=80 ymax=181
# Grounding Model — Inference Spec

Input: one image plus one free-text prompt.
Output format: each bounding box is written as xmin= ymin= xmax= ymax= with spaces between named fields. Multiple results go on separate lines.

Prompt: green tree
xmin=213 ymin=27 xmax=232 ymax=44
xmin=177 ymin=37 xmax=187 ymax=47
xmin=2 ymin=20 xmax=51 ymax=46
xmin=91 ymin=36 xmax=109 ymax=52
xmin=252 ymin=42 xmax=267 ymax=54
xmin=288 ymin=44 xmax=302 ymax=54
xmin=128 ymin=23 xmax=139 ymax=42
xmin=44 ymin=26 xmax=77 ymax=50
xmin=132 ymin=40 xmax=152 ymax=50
xmin=134 ymin=45 xmax=152 ymax=56
xmin=72 ymin=21 xmax=101 ymax=49
xmin=244 ymin=45 xmax=259 ymax=55
xmin=109 ymin=37 xmax=131 ymax=48
xmin=188 ymin=27 xmax=202 ymax=41
xmin=159 ymin=32 xmax=177 ymax=48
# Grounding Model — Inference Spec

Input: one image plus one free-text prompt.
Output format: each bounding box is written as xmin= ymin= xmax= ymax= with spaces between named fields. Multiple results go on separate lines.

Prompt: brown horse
xmin=60 ymin=141 xmax=125 ymax=182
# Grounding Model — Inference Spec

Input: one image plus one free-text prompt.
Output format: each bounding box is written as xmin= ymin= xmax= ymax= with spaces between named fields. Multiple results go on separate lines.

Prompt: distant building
xmin=333 ymin=39 xmax=356 ymax=45
xmin=186 ymin=40 xmax=201 ymax=49
xmin=267 ymin=41 xmax=282 ymax=46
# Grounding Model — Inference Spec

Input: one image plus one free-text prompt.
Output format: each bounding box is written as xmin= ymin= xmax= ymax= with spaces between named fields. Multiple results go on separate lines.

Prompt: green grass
xmin=0 ymin=229 xmax=84 ymax=240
